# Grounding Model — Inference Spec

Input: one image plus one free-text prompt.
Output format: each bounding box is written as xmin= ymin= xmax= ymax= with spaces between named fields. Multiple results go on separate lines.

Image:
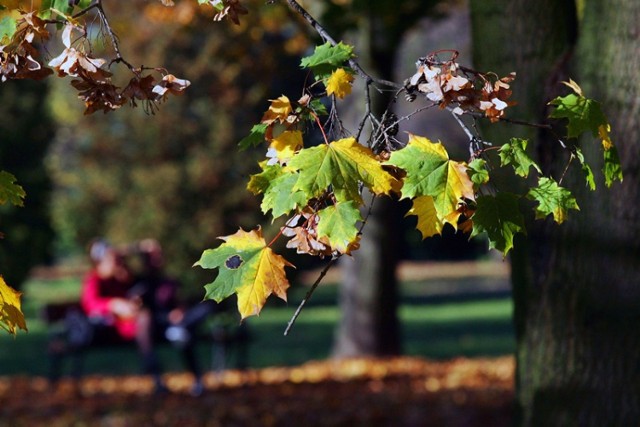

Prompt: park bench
xmin=43 ymin=300 xmax=250 ymax=382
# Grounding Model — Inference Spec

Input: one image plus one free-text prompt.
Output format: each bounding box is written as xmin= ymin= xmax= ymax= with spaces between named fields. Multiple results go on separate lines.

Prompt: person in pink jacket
xmin=80 ymin=239 xmax=171 ymax=392
xmin=80 ymin=240 xmax=138 ymax=341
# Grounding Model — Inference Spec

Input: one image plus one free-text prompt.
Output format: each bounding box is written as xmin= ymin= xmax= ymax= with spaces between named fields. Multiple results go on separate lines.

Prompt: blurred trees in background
xmin=0 ymin=80 xmax=54 ymax=289
xmin=46 ymin=1 xmax=307 ymax=294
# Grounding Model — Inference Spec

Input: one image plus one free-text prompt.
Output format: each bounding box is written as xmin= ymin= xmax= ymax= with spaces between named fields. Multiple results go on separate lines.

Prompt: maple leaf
xmin=603 ymin=145 xmax=623 ymax=188
xmin=261 ymin=95 xmax=293 ymax=125
xmin=238 ymin=123 xmax=268 ymax=150
xmin=573 ymin=147 xmax=596 ymax=191
xmin=498 ymin=138 xmax=542 ymax=178
xmin=195 ymin=227 xmax=294 ymax=319
xmin=467 ymin=159 xmax=490 ymax=186
xmin=268 ymin=130 xmax=303 ymax=163
xmin=406 ymin=195 xmax=443 ymax=239
xmin=0 ymin=276 xmax=27 ymax=335
xmin=548 ymin=80 xmax=622 ymax=188
xmin=471 ymin=193 xmax=525 ymax=256
xmin=326 ymin=68 xmax=354 ymax=99
xmin=0 ymin=171 xmax=25 ymax=206
xmin=247 ymin=162 xmax=307 ymax=218
xmin=316 ymin=201 xmax=362 ymax=254
xmin=386 ymin=134 xmax=474 ymax=228
xmin=0 ymin=16 xmax=17 ymax=42
xmin=300 ymin=42 xmax=354 ymax=79
xmin=288 ymin=137 xmax=399 ymax=205
xmin=548 ymin=80 xmax=608 ymax=140
xmin=526 ymin=177 xmax=579 ymax=224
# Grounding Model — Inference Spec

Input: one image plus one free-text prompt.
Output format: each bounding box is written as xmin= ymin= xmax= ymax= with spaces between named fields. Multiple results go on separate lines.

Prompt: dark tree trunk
xmin=332 ymin=6 xmax=403 ymax=357
xmin=471 ymin=0 xmax=640 ymax=425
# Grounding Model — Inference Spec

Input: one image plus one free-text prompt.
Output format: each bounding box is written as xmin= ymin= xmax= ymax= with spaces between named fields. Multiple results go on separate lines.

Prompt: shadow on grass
xmin=0 ymin=275 xmax=515 ymax=377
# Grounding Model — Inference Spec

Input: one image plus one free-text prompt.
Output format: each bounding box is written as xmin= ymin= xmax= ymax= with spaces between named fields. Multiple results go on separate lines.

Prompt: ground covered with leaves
xmin=0 ymin=356 xmax=513 ymax=426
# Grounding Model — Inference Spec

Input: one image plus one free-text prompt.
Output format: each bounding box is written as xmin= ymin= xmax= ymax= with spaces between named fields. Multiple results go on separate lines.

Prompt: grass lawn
xmin=0 ymin=263 xmax=515 ymax=377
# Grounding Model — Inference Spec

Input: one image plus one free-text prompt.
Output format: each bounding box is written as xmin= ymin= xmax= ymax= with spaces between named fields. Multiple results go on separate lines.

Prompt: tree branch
xmin=283 ymin=0 xmax=401 ymax=89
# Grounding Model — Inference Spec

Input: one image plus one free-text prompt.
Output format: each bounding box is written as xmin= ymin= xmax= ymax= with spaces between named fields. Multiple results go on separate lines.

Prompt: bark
xmin=332 ymin=5 xmax=404 ymax=357
xmin=471 ymin=0 xmax=640 ymax=425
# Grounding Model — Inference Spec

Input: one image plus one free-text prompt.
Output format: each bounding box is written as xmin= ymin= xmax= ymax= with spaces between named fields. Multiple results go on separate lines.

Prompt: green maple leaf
xmin=471 ymin=193 xmax=525 ymax=256
xmin=467 ymin=158 xmax=490 ymax=185
xmin=573 ymin=147 xmax=596 ymax=191
xmin=527 ymin=177 xmax=579 ymax=224
xmin=0 ymin=171 xmax=25 ymax=207
xmin=238 ymin=123 xmax=268 ymax=150
xmin=386 ymin=133 xmax=474 ymax=226
xmin=247 ymin=162 xmax=307 ymax=218
xmin=300 ymin=42 xmax=354 ymax=79
xmin=317 ymin=201 xmax=362 ymax=253
xmin=603 ymin=145 xmax=623 ymax=188
xmin=195 ymin=227 xmax=293 ymax=319
xmin=288 ymin=137 xmax=398 ymax=205
xmin=549 ymin=93 xmax=607 ymax=140
xmin=0 ymin=16 xmax=17 ymax=42
xmin=499 ymin=138 xmax=542 ymax=178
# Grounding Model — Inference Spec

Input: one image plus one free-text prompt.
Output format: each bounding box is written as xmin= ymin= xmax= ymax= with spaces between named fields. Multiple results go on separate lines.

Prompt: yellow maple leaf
xmin=0 ymin=276 xmax=27 ymax=336
xmin=196 ymin=227 xmax=294 ymax=320
xmin=326 ymin=68 xmax=354 ymax=99
xmin=598 ymin=124 xmax=613 ymax=151
xmin=261 ymin=95 xmax=293 ymax=125
xmin=269 ymin=130 xmax=303 ymax=163
xmin=236 ymin=245 xmax=291 ymax=319
xmin=407 ymin=195 xmax=443 ymax=239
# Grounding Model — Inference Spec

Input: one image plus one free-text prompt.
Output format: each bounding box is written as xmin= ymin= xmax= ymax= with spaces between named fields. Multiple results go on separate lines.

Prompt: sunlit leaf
xmin=386 ymin=134 xmax=474 ymax=228
xmin=300 ymin=42 xmax=354 ymax=79
xmin=471 ymin=193 xmax=525 ymax=256
xmin=326 ymin=68 xmax=354 ymax=99
xmin=0 ymin=276 xmax=27 ymax=336
xmin=238 ymin=123 xmax=268 ymax=150
xmin=498 ymin=138 xmax=541 ymax=178
xmin=526 ymin=177 xmax=579 ymax=224
xmin=549 ymin=88 xmax=607 ymax=140
xmin=247 ymin=162 xmax=307 ymax=218
xmin=603 ymin=145 xmax=623 ymax=188
xmin=467 ymin=158 xmax=490 ymax=186
xmin=0 ymin=16 xmax=17 ymax=42
xmin=195 ymin=227 xmax=294 ymax=319
xmin=406 ymin=195 xmax=443 ymax=239
xmin=261 ymin=95 xmax=293 ymax=125
xmin=573 ymin=147 xmax=596 ymax=191
xmin=316 ymin=201 xmax=362 ymax=253
xmin=289 ymin=137 xmax=399 ymax=204
xmin=269 ymin=130 xmax=303 ymax=163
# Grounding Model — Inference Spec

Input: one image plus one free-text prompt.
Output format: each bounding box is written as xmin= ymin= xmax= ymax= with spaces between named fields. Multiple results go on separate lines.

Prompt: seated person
xmin=79 ymin=238 xmax=214 ymax=395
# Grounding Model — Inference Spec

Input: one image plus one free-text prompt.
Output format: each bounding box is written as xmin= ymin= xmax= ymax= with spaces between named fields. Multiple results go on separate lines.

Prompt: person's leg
xmin=136 ymin=308 xmax=166 ymax=392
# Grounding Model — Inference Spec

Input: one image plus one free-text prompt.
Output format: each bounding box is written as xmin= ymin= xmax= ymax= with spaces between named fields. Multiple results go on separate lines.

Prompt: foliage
xmin=0 ymin=1 xmax=623 ymax=326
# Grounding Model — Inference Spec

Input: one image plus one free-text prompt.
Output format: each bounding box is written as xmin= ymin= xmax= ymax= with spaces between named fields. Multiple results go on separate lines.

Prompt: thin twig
xmin=284 ymin=255 xmax=339 ymax=336
xmin=95 ymin=0 xmax=136 ymax=72
xmin=284 ymin=194 xmax=376 ymax=336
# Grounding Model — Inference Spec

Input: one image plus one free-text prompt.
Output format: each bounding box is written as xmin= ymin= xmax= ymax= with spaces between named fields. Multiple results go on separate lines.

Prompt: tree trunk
xmin=471 ymin=0 xmax=640 ymax=425
xmin=332 ymin=6 xmax=402 ymax=357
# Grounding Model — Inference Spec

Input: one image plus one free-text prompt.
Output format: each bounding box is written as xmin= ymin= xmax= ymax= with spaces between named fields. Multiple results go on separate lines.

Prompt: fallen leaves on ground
xmin=0 ymin=356 xmax=514 ymax=426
